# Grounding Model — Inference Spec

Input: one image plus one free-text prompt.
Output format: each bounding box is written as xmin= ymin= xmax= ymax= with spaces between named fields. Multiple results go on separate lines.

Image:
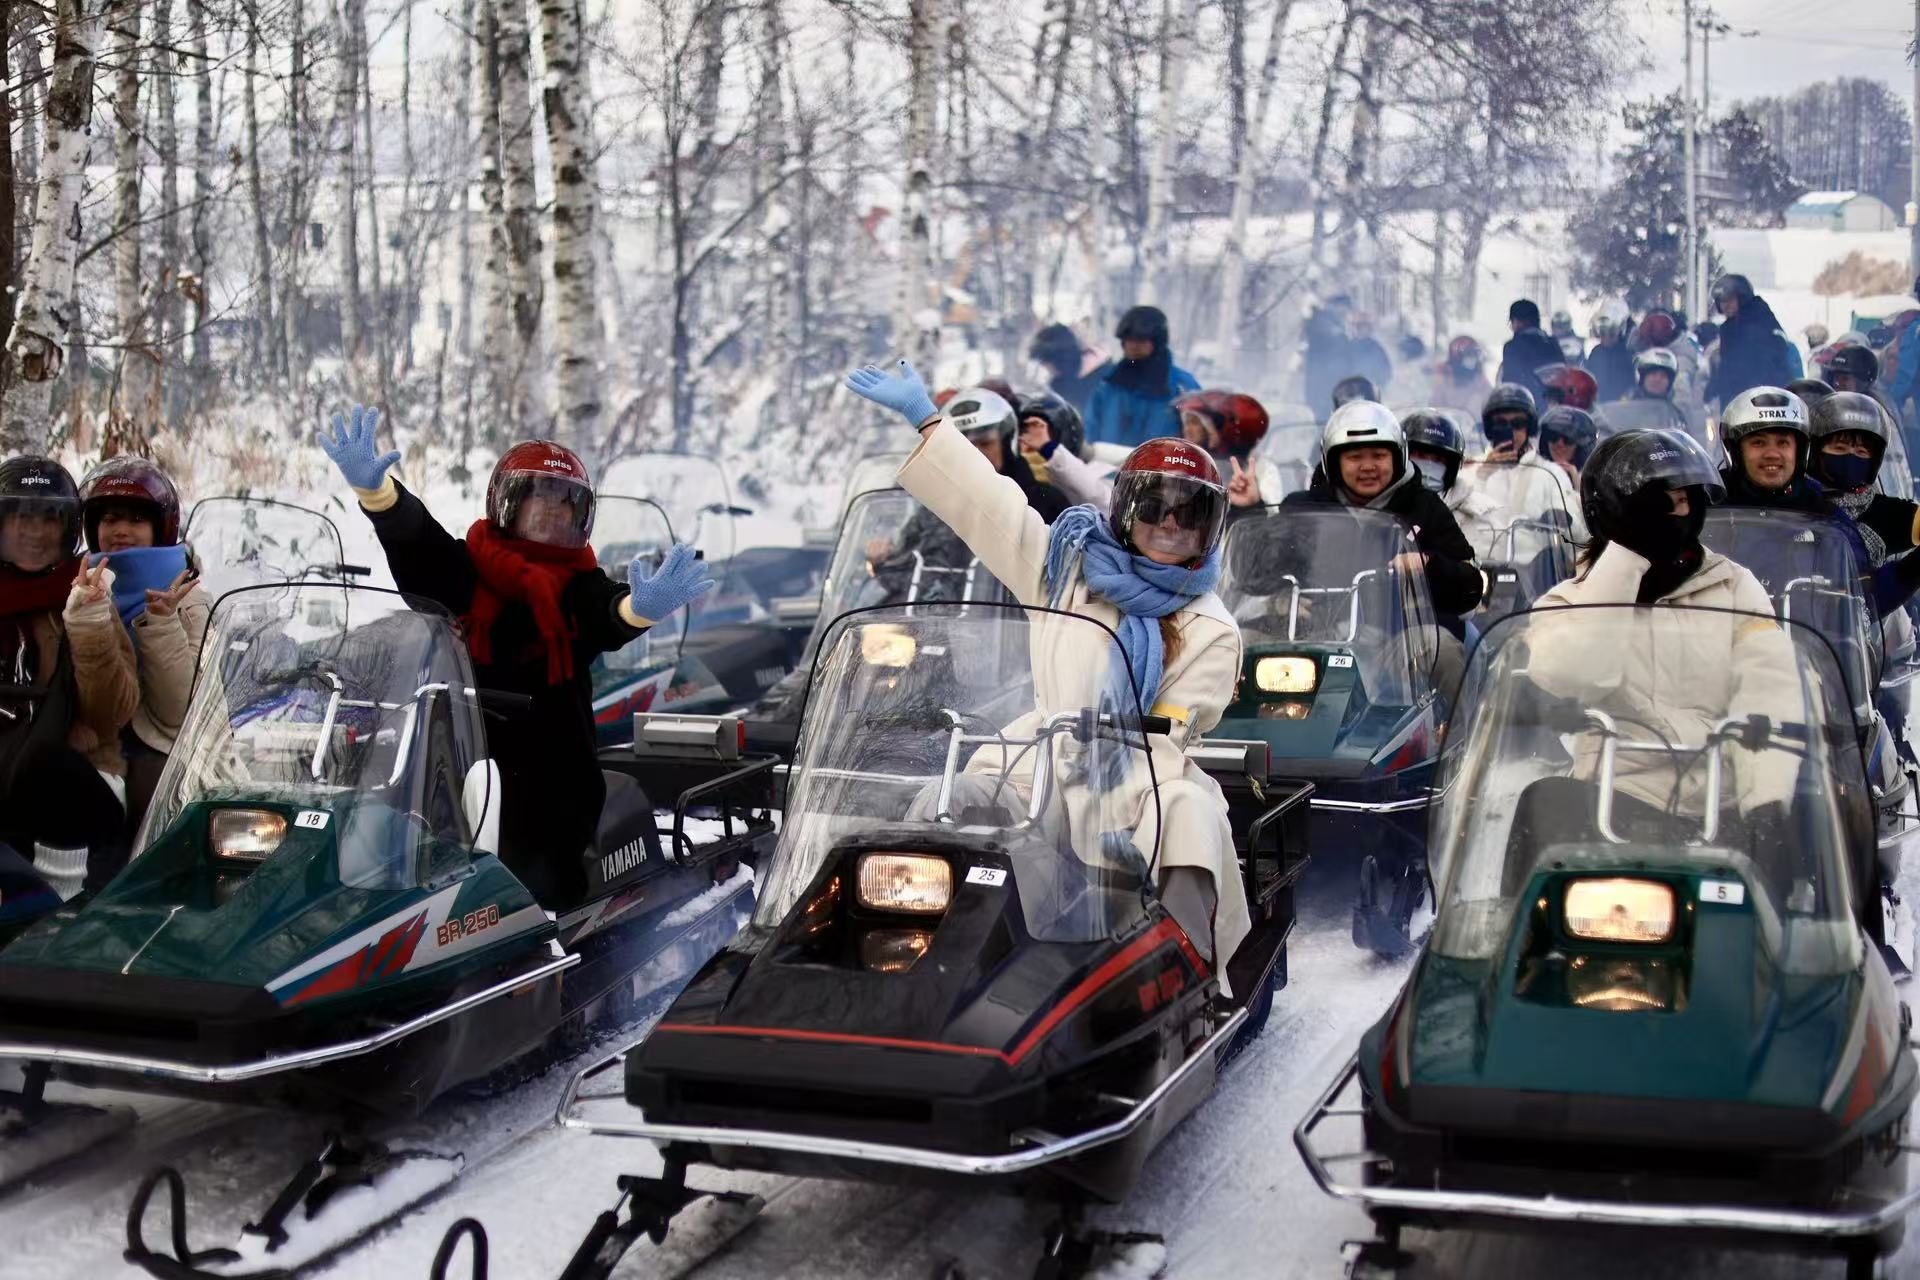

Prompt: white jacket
xmin=898 ymin=423 xmax=1252 ymax=986
xmin=1531 ymin=542 xmax=1801 ymax=818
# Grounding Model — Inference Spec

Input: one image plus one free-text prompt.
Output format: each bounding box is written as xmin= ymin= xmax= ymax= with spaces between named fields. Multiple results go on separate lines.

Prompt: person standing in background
xmin=1084 ymin=305 xmax=1201 ymax=449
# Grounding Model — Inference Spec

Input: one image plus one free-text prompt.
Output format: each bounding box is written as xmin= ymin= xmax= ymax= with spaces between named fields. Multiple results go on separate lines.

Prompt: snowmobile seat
xmin=584 ymin=770 xmax=665 ymax=889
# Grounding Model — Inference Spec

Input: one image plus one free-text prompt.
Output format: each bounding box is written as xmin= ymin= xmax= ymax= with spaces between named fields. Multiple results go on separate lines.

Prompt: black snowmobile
xmin=439 ymin=601 xmax=1312 ymax=1279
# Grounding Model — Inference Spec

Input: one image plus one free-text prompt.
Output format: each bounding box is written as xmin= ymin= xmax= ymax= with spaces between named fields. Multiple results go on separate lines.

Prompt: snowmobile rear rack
xmin=555 ymin=1000 xmax=1253 ymax=1177
xmin=1295 ymin=1053 xmax=1920 ymax=1239
xmin=0 ymin=950 xmax=576 ymax=1086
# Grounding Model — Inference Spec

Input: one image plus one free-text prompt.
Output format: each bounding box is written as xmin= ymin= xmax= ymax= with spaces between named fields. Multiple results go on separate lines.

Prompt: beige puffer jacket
xmin=129 ymin=580 xmax=212 ymax=752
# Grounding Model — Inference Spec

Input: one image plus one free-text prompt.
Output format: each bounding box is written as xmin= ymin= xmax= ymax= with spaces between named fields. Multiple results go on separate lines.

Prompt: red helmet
xmin=1536 ymin=363 xmax=1598 ymax=410
xmin=1109 ymin=437 xmax=1227 ymax=565
xmin=78 ymin=455 xmax=181 ymax=548
xmin=1174 ymin=390 xmax=1270 ymax=454
xmin=487 ymin=440 xmax=595 ymax=548
xmin=1447 ymin=335 xmax=1481 ymax=362
xmin=1634 ymin=310 xmax=1679 ymax=349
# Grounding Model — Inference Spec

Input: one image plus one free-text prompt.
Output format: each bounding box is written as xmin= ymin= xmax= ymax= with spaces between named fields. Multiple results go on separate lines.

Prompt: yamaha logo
xmin=599 ymin=836 xmax=648 ymax=882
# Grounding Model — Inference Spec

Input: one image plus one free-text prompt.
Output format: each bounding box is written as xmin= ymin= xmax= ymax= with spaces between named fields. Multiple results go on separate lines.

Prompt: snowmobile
xmin=1453 ymin=458 xmax=1578 ymax=626
xmin=0 ymin=583 xmax=776 ymax=1271
xmin=588 ymin=495 xmax=826 ymax=744
xmin=1296 ymin=604 xmax=1920 ymax=1280
xmin=745 ymin=486 xmax=1014 ymax=739
xmin=1700 ymin=506 xmax=1919 ymax=973
xmin=1214 ymin=506 xmax=1444 ymax=956
xmin=182 ymin=494 xmax=368 ymax=599
xmin=465 ymin=602 xmax=1310 ymax=1280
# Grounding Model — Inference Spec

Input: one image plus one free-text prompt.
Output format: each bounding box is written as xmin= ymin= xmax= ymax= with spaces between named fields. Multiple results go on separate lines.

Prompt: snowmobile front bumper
xmin=1295 ymin=1053 xmax=1920 ymax=1240
xmin=557 ymin=1001 xmax=1250 ymax=1178
xmin=1308 ymin=793 xmax=1430 ymax=815
xmin=0 ymin=950 xmax=576 ymax=1086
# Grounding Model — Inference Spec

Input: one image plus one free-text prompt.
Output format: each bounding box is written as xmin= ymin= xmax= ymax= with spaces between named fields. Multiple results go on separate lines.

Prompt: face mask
xmin=1457 ymin=352 xmax=1481 ymax=372
xmin=1412 ymin=458 xmax=1450 ymax=493
xmin=1817 ymin=451 xmax=1877 ymax=492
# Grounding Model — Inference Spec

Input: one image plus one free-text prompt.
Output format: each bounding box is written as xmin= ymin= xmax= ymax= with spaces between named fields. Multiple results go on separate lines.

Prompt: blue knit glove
xmin=626 ymin=542 xmax=717 ymax=623
xmin=847 ymin=359 xmax=938 ymax=427
xmin=316 ymin=404 xmax=401 ymax=490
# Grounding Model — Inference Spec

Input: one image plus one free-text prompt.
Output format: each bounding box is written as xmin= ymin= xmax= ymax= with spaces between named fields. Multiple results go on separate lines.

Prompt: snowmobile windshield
xmin=1453 ymin=459 xmax=1578 ymax=582
xmin=1218 ymin=507 xmax=1437 ymax=709
xmin=802 ymin=489 xmax=1012 ymax=667
xmin=1700 ymin=508 xmax=1878 ymax=718
xmin=592 ymin=495 xmax=682 ymax=690
xmin=601 ymin=454 xmax=755 ymax=638
xmin=1250 ymin=420 xmax=1321 ymax=500
xmin=835 ymin=451 xmax=913 ymax=523
xmin=1428 ymin=605 xmax=1868 ymax=978
xmin=754 ymin=603 xmax=1157 ymax=945
xmin=139 ymin=584 xmax=490 ymax=892
xmin=183 ymin=496 xmax=347 ymax=602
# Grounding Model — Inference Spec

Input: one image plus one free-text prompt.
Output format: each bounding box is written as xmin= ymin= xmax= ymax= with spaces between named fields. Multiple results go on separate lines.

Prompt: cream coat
xmin=898 ymin=423 xmax=1251 ymax=985
xmin=128 ymin=581 xmax=212 ymax=753
xmin=1531 ymin=542 xmax=1801 ymax=817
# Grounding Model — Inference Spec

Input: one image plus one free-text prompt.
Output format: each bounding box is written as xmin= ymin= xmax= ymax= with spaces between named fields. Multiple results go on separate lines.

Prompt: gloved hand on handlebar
xmin=317 ymin=404 xmax=401 ymax=493
xmin=847 ymin=360 xmax=939 ymax=428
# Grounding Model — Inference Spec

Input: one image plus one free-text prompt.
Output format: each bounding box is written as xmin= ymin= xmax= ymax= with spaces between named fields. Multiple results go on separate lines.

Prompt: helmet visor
xmin=494 ymin=473 xmax=595 ymax=548
xmin=0 ymin=494 xmax=80 ymax=568
xmin=1112 ymin=472 xmax=1226 ymax=563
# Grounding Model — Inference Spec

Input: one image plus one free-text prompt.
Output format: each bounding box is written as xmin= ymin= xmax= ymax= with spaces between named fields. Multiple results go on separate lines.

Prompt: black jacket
xmin=1584 ymin=338 xmax=1637 ymax=404
xmin=1718 ymin=467 xmax=1920 ymax=618
xmin=1282 ymin=472 xmax=1485 ymax=617
xmin=1499 ymin=327 xmax=1565 ymax=403
xmin=1004 ymin=448 xmax=1071 ymax=524
xmin=1705 ymin=296 xmax=1792 ymax=408
xmin=365 ymin=483 xmax=643 ymax=902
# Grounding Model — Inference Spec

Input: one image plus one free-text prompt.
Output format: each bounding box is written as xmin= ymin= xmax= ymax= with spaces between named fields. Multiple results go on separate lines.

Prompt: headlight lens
xmin=1258 ymin=700 xmax=1312 ymax=720
xmin=856 ymin=853 xmax=952 ymax=914
xmin=860 ymin=624 xmax=917 ymax=668
xmin=861 ymin=928 xmax=934 ymax=973
xmin=1564 ymin=877 xmax=1676 ymax=943
xmin=210 ymin=808 xmax=288 ymax=863
xmin=1567 ymin=955 xmax=1676 ymax=1012
xmin=1254 ymin=656 xmax=1317 ymax=693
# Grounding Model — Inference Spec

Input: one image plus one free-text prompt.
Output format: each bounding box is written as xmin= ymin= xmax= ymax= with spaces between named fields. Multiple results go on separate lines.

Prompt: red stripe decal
xmin=1006 ymin=919 xmax=1183 ymax=1066
xmin=655 ymin=1022 xmax=1013 ymax=1063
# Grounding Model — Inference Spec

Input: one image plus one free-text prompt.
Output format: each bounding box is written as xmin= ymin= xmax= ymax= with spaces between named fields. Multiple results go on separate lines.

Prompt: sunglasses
xmin=1134 ymin=494 xmax=1213 ymax=530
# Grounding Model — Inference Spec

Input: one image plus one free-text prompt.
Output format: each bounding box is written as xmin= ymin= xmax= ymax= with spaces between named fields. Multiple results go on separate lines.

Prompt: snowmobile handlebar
xmin=0 ymin=684 xmax=47 ymax=701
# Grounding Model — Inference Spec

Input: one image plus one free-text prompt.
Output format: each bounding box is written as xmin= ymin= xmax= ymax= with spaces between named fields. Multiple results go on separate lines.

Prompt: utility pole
xmin=1683 ymin=0 xmax=1698 ymax=317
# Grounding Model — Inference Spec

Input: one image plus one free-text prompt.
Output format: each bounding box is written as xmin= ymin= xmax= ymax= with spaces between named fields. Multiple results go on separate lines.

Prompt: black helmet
xmin=1580 ymin=429 xmax=1724 ymax=544
xmin=1114 ymin=305 xmax=1170 ymax=347
xmin=1539 ymin=405 xmax=1599 ymax=466
xmin=1481 ymin=383 xmax=1538 ymax=448
xmin=1331 ymin=374 xmax=1378 ymax=410
xmin=1809 ymin=390 xmax=1893 ymax=474
xmin=1018 ymin=390 xmax=1086 ymax=459
xmin=0 ymin=455 xmax=82 ymax=573
xmin=1401 ymin=408 xmax=1465 ymax=493
xmin=1711 ymin=274 xmax=1754 ymax=306
xmin=1785 ymin=376 xmax=1834 ymax=411
xmin=1820 ymin=343 xmax=1880 ymax=389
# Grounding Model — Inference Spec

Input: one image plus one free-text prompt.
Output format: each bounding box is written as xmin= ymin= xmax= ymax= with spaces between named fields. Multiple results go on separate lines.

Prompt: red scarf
xmin=462 ymin=522 xmax=600 ymax=685
xmin=0 ymin=557 xmax=81 ymax=675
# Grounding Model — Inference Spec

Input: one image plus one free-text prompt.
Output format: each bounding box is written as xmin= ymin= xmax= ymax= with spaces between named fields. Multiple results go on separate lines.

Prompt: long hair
xmin=1158 ymin=614 xmax=1184 ymax=668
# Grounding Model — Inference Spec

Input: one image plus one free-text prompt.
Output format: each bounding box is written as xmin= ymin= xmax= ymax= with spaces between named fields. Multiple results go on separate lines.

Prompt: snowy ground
xmin=9 ymin=873 xmax=1920 ymax=1280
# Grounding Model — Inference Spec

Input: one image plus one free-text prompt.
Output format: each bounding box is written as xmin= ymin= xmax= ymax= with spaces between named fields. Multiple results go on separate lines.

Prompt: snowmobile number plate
xmin=965 ymin=866 xmax=1007 ymax=887
xmin=1327 ymin=655 xmax=1354 ymax=668
xmin=295 ymin=810 xmax=330 ymax=830
xmin=1699 ymin=879 xmax=1746 ymax=906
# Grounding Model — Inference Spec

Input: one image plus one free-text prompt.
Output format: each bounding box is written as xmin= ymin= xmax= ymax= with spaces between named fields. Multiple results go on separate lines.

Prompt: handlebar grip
xmin=1141 ymin=714 xmax=1173 ymax=735
xmin=474 ymin=689 xmax=535 ymax=715
xmin=338 ymin=562 xmax=372 ymax=577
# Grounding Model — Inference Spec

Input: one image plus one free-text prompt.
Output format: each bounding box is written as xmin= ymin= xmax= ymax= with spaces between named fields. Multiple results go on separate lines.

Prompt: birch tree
xmin=336 ymin=0 xmax=365 ymax=363
xmin=1216 ymin=0 xmax=1293 ymax=365
xmin=189 ymin=0 xmax=214 ymax=377
xmin=1140 ymin=0 xmax=1199 ymax=304
xmin=541 ymin=0 xmax=603 ymax=449
xmin=494 ymin=0 xmax=544 ymax=416
xmin=896 ymin=0 xmax=939 ymax=369
xmin=110 ymin=1 xmax=148 ymax=419
xmin=476 ymin=0 xmax=515 ymax=428
xmin=244 ymin=11 xmax=275 ymax=372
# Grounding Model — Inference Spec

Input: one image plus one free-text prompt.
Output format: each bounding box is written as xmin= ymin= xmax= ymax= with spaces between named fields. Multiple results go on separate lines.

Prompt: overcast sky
xmin=1627 ymin=0 xmax=1914 ymax=112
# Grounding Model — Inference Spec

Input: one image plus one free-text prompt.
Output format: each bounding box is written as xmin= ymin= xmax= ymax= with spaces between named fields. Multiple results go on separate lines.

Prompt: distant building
xmin=1785 ymin=191 xmax=1899 ymax=233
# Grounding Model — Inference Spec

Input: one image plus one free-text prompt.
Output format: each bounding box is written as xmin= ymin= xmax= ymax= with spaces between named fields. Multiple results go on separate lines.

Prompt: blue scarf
xmin=92 ymin=545 xmax=190 ymax=636
xmin=1043 ymin=504 xmax=1221 ymax=725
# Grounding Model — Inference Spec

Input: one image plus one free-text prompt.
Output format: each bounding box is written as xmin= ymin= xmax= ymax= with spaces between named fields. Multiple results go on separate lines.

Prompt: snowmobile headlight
xmin=1567 ymin=955 xmax=1676 ymax=1012
xmin=1254 ymin=656 xmax=1317 ymax=694
xmin=860 ymin=624 xmax=917 ymax=668
xmin=857 ymin=853 xmax=952 ymax=914
xmin=1258 ymin=701 xmax=1312 ymax=721
xmin=210 ymin=808 xmax=288 ymax=863
xmin=1563 ymin=877 xmax=1675 ymax=944
xmin=861 ymin=927 xmax=934 ymax=973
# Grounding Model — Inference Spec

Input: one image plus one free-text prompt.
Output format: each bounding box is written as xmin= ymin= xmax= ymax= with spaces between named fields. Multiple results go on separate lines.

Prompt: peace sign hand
xmin=1226 ymin=456 xmax=1261 ymax=508
xmin=145 ymin=569 xmax=197 ymax=619
xmin=70 ymin=559 xmax=112 ymax=609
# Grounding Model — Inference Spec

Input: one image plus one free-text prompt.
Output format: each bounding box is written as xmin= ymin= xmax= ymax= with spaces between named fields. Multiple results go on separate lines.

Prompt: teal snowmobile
xmin=1214 ymin=506 xmax=1444 ymax=955
xmin=1297 ymin=604 xmax=1920 ymax=1279
xmin=0 ymin=583 xmax=775 ymax=1271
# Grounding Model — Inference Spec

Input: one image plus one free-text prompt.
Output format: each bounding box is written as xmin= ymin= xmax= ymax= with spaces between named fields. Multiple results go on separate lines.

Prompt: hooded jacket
xmin=1498 ymin=326 xmax=1564 ymax=403
xmin=1706 ymin=294 xmax=1794 ymax=407
xmin=1532 ymin=543 xmax=1800 ymax=817
xmin=1085 ymin=354 xmax=1201 ymax=449
xmin=896 ymin=420 xmax=1251 ymax=988
xmin=1281 ymin=467 xmax=1485 ymax=617
xmin=1030 ymin=323 xmax=1114 ymax=414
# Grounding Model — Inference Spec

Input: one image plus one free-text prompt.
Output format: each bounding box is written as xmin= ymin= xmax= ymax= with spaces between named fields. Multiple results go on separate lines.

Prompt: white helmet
xmin=1634 ymin=347 xmax=1679 ymax=376
xmin=1319 ymin=400 xmax=1407 ymax=483
xmin=941 ymin=387 xmax=1017 ymax=441
xmin=1589 ymin=300 xmax=1629 ymax=339
xmin=1721 ymin=386 xmax=1810 ymax=444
